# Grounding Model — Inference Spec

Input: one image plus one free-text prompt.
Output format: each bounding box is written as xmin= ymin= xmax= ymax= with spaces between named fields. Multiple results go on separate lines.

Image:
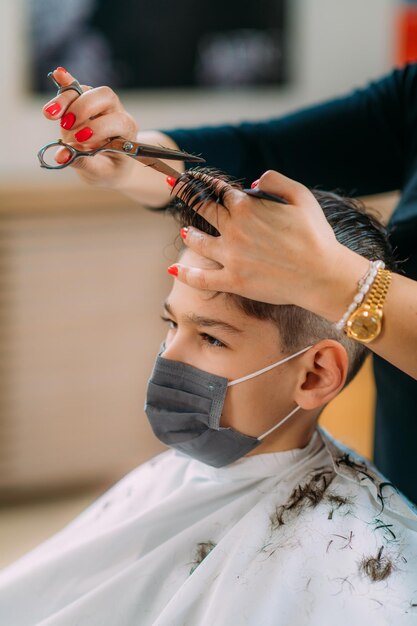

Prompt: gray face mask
xmin=144 ymin=345 xmax=312 ymax=468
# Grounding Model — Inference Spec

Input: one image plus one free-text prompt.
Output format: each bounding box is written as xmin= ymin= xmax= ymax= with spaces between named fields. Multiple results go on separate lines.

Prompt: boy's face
xmin=160 ymin=249 xmax=317 ymax=454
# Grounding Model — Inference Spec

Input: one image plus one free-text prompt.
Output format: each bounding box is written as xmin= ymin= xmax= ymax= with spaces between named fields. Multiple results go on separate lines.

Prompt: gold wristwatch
xmin=344 ymin=268 xmax=392 ymax=343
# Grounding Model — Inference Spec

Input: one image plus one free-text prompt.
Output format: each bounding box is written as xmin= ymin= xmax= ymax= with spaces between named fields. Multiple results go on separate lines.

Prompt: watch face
xmin=346 ymin=309 xmax=382 ymax=343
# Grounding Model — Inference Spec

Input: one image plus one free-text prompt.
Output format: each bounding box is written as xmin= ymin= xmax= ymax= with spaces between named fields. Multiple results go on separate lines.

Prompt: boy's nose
xmin=160 ymin=336 xmax=187 ymax=364
xmin=160 ymin=335 xmax=201 ymax=372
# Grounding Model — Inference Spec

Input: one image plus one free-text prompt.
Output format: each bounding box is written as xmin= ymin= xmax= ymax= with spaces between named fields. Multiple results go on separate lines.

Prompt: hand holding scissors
xmin=40 ymin=68 xmax=203 ymax=188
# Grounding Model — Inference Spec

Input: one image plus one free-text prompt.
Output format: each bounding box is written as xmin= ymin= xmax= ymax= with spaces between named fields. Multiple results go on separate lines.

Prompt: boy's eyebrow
xmin=163 ymin=301 xmax=243 ymax=335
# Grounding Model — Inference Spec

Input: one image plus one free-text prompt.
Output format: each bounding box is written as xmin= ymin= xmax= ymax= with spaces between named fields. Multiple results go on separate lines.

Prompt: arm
xmin=94 ymin=65 xmax=410 ymax=206
xmin=165 ymin=64 xmax=417 ymax=196
xmin=329 ymin=268 xmax=417 ymax=380
xmin=44 ymin=65 xmax=416 ymax=206
xmin=309 ymin=240 xmax=417 ymax=379
xmin=171 ymin=170 xmax=417 ymax=380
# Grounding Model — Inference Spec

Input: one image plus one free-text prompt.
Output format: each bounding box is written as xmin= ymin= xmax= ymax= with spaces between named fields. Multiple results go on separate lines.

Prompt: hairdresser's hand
xmin=42 ymin=67 xmax=181 ymax=206
xmin=171 ymin=170 xmax=369 ymax=322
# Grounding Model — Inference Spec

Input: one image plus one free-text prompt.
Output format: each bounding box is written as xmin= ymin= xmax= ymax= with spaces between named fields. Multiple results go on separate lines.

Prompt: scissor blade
xmin=133 ymin=155 xmax=183 ymax=179
xmin=134 ymin=143 xmax=205 ymax=163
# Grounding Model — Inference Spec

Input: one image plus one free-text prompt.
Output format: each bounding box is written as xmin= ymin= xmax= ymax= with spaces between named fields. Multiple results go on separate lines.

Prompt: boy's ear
xmin=293 ymin=340 xmax=349 ymax=410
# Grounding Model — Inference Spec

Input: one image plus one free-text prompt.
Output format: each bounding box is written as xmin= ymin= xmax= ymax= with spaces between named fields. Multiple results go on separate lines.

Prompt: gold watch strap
xmin=343 ymin=266 xmax=392 ymax=344
xmin=364 ymin=267 xmax=392 ymax=311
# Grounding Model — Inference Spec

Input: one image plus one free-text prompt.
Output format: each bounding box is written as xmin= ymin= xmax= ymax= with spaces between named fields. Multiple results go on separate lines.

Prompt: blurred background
xmin=0 ymin=0 xmax=414 ymax=566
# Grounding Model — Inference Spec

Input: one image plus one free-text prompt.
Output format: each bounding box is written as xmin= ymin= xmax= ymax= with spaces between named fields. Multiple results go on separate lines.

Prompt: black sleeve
xmin=164 ymin=64 xmax=417 ymax=197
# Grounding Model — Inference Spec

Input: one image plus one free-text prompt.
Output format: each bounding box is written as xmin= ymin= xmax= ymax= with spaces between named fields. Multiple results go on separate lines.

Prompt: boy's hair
xmin=168 ymin=168 xmax=396 ymax=386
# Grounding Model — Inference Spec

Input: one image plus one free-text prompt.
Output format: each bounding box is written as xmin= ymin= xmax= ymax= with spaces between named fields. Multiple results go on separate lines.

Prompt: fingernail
xmin=167 ymin=265 xmax=178 ymax=277
xmin=166 ymin=176 xmax=177 ymax=187
xmin=180 ymin=227 xmax=188 ymax=240
xmin=250 ymin=179 xmax=260 ymax=189
xmin=56 ymin=67 xmax=68 ymax=73
xmin=75 ymin=127 xmax=93 ymax=142
xmin=61 ymin=112 xmax=76 ymax=130
xmin=45 ymin=102 xmax=61 ymax=116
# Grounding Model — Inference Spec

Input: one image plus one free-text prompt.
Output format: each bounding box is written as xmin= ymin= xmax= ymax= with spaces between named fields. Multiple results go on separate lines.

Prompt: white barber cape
xmin=1 ymin=427 xmax=417 ymax=626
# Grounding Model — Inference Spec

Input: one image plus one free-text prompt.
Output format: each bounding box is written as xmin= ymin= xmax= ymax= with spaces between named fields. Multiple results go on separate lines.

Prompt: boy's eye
xmin=160 ymin=315 xmax=177 ymax=330
xmin=200 ymin=333 xmax=226 ymax=348
xmin=161 ymin=316 xmax=226 ymax=349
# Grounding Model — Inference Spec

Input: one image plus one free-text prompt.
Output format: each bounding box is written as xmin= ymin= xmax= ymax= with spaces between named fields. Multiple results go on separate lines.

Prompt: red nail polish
xmin=75 ymin=127 xmax=93 ymax=142
xmin=180 ymin=227 xmax=188 ymax=239
xmin=56 ymin=67 xmax=68 ymax=73
xmin=166 ymin=176 xmax=177 ymax=187
xmin=45 ymin=102 xmax=61 ymax=116
xmin=250 ymin=179 xmax=260 ymax=189
xmin=167 ymin=265 xmax=178 ymax=277
xmin=60 ymin=112 xmax=76 ymax=130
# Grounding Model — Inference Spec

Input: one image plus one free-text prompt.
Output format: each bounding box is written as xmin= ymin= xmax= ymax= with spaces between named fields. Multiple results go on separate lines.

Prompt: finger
xmin=42 ymin=67 xmax=91 ymax=120
xmin=180 ymin=226 xmax=223 ymax=261
xmin=54 ymin=111 xmax=136 ymax=169
xmin=59 ymin=86 xmax=127 ymax=133
xmin=54 ymin=145 xmax=73 ymax=165
xmin=167 ymin=264 xmax=226 ymax=292
xmin=257 ymin=170 xmax=315 ymax=206
xmin=60 ymin=109 xmax=136 ymax=146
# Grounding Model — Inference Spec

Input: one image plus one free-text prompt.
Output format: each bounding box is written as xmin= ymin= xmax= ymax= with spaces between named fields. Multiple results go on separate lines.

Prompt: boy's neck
xmin=246 ymin=419 xmax=318 ymax=456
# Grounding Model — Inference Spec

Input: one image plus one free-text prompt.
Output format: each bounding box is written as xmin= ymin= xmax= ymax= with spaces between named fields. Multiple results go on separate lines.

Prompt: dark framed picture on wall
xmin=28 ymin=0 xmax=289 ymax=92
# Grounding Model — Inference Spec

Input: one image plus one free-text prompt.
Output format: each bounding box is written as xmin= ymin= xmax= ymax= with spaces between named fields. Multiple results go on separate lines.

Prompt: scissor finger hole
xmin=38 ymin=143 xmax=75 ymax=168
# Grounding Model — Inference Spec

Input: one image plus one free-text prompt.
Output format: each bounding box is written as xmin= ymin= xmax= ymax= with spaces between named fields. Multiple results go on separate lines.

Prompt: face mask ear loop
xmin=227 ymin=345 xmax=313 ymax=387
xmin=257 ymin=405 xmax=302 ymax=441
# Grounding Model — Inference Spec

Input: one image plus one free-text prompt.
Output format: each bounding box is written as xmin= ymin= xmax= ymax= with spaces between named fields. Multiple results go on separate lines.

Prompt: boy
xmin=0 ymin=171 xmax=416 ymax=625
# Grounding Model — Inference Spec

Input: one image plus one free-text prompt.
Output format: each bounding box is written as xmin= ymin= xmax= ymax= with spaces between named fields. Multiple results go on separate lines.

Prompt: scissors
xmin=38 ymin=72 xmax=205 ymax=177
xmin=37 ymin=136 xmax=205 ymax=177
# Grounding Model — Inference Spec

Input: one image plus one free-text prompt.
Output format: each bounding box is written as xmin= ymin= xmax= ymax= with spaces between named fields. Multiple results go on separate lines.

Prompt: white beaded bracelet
xmin=334 ymin=260 xmax=386 ymax=331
